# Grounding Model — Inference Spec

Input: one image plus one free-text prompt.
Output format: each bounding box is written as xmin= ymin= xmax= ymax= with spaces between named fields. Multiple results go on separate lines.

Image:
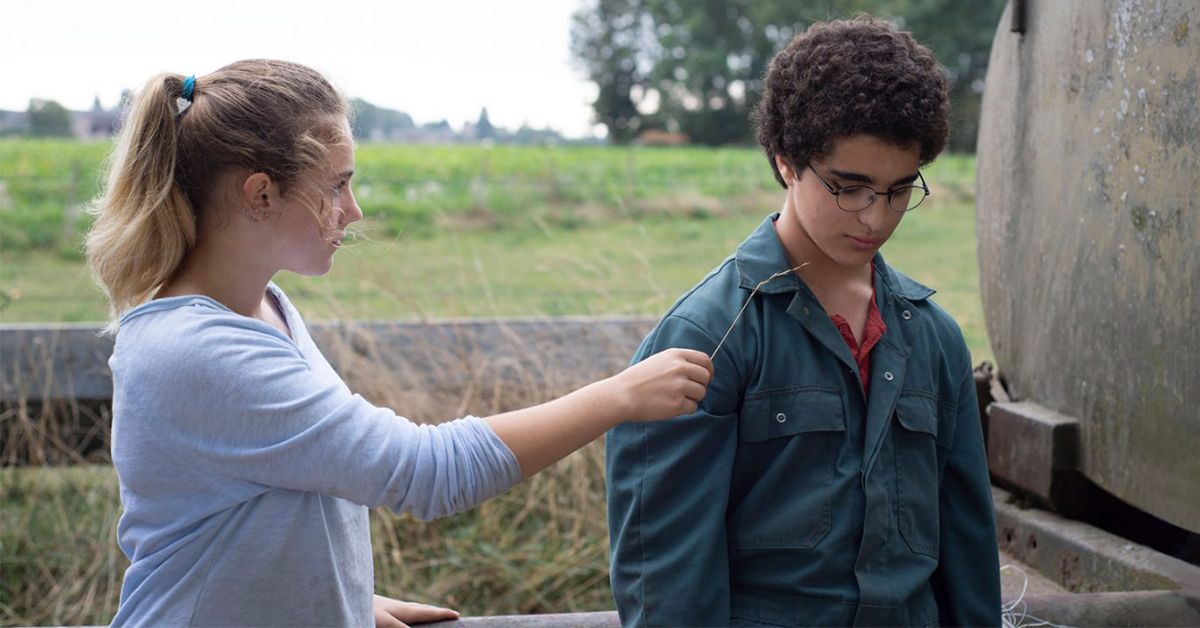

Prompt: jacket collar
xmin=734 ymin=212 xmax=936 ymax=302
xmin=875 ymin=258 xmax=936 ymax=302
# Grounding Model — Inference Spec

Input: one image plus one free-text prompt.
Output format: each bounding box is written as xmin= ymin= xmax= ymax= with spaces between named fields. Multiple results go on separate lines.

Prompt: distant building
xmin=0 ymin=110 xmax=30 ymax=136
xmin=72 ymin=97 xmax=120 ymax=139
xmin=391 ymin=120 xmax=459 ymax=144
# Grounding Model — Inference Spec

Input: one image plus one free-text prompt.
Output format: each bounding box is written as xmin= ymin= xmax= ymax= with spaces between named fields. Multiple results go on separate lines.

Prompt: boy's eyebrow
xmin=336 ymin=170 xmax=355 ymax=179
xmin=829 ymin=169 xmax=920 ymax=187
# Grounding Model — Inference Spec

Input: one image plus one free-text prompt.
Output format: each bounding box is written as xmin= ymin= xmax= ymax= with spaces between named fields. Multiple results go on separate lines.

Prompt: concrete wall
xmin=0 ymin=317 xmax=657 ymax=406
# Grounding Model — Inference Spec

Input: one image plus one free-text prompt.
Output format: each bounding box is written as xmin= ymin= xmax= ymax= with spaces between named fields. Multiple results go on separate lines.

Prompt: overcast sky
xmin=0 ymin=0 xmax=603 ymax=137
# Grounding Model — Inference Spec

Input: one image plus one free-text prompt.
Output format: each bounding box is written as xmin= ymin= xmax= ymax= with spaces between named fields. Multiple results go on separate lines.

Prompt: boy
xmin=606 ymin=16 xmax=1001 ymax=627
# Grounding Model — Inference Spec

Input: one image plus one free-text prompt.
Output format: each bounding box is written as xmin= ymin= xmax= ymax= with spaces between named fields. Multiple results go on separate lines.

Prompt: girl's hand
xmin=611 ymin=348 xmax=713 ymax=421
xmin=373 ymin=594 xmax=459 ymax=627
xmin=483 ymin=348 xmax=713 ymax=477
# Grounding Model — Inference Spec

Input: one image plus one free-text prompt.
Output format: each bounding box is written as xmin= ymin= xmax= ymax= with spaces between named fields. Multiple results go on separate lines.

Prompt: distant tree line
xmin=571 ymin=0 xmax=1006 ymax=151
xmin=3 ymin=98 xmax=569 ymax=145
xmin=0 ymin=100 xmax=75 ymax=137
xmin=27 ymin=100 xmax=73 ymax=137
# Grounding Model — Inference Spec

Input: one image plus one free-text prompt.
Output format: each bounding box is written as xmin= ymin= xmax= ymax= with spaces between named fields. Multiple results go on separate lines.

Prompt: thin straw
xmin=710 ymin=263 xmax=808 ymax=361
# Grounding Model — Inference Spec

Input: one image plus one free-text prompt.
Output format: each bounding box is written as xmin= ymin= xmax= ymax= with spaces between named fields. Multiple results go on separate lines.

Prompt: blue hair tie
xmin=181 ymin=75 xmax=196 ymax=102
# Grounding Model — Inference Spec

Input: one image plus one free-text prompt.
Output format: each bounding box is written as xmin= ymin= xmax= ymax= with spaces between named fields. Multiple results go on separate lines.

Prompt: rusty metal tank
xmin=977 ymin=0 xmax=1199 ymax=533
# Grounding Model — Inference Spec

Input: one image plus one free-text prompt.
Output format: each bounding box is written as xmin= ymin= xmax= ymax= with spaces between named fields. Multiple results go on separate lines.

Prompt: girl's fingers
xmin=676 ymin=347 xmax=711 ymax=364
xmin=397 ymin=602 xmax=459 ymax=622
xmin=625 ymin=348 xmax=715 ymax=421
xmin=654 ymin=350 xmax=711 ymax=384
xmin=682 ymin=361 xmax=713 ymax=386
xmin=675 ymin=348 xmax=715 ymax=377
xmin=374 ymin=596 xmax=459 ymax=627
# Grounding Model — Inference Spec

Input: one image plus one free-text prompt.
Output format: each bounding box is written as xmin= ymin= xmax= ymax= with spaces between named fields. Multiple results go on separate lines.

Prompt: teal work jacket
xmin=606 ymin=214 xmax=1001 ymax=627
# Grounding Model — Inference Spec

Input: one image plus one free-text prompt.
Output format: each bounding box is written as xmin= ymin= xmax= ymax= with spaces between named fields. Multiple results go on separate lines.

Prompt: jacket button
xmin=902 ymin=309 xmax=912 ymax=320
xmin=884 ymin=371 xmax=895 ymax=381
xmin=802 ymin=307 xmax=810 ymax=316
xmin=776 ymin=412 xmax=787 ymax=423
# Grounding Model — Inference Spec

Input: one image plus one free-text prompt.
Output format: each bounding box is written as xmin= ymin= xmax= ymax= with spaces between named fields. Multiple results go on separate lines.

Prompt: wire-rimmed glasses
xmin=808 ymin=165 xmax=929 ymax=212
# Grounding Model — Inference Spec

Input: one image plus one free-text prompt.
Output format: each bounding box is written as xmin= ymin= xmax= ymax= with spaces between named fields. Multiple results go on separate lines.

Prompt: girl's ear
xmin=237 ymin=172 xmax=275 ymax=223
xmin=242 ymin=172 xmax=273 ymax=212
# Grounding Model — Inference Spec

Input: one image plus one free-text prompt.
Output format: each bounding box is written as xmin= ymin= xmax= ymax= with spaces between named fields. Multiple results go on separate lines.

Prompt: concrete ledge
xmin=0 ymin=323 xmax=115 ymax=403
xmin=0 ymin=317 xmax=657 ymax=405
xmin=1020 ymin=590 xmax=1200 ymax=627
xmin=987 ymin=401 xmax=1079 ymax=505
xmin=994 ymin=486 xmax=1200 ymax=624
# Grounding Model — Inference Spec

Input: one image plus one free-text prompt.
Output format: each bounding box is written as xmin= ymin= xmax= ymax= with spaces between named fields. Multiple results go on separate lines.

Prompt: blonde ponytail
xmin=86 ymin=74 xmax=196 ymax=333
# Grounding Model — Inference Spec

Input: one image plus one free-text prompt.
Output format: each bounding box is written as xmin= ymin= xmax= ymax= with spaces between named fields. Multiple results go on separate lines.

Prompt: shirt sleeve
xmin=606 ymin=314 xmax=741 ymax=626
xmin=140 ymin=318 xmax=523 ymax=521
xmin=930 ymin=363 xmax=1002 ymax=626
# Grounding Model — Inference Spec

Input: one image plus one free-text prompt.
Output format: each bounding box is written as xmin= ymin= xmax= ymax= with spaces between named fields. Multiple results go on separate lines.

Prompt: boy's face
xmin=777 ymin=134 xmax=921 ymax=269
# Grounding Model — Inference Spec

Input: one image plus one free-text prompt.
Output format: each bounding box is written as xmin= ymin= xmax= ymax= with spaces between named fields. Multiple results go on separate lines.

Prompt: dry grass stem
xmin=710 ymin=263 xmax=809 ymax=361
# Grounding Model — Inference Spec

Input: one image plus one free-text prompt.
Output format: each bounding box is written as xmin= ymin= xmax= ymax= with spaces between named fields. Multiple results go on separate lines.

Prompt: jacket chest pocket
xmin=893 ymin=393 xmax=946 ymax=557
xmin=728 ymin=389 xmax=845 ymax=551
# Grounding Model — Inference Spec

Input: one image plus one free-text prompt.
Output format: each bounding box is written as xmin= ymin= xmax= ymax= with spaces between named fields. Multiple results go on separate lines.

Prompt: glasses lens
xmin=837 ymin=186 xmax=875 ymax=212
xmin=890 ymin=185 xmax=927 ymax=212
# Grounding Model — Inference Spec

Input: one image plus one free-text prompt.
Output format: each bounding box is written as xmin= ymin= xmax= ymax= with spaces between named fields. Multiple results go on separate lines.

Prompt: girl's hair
xmin=86 ymin=59 xmax=348 ymax=331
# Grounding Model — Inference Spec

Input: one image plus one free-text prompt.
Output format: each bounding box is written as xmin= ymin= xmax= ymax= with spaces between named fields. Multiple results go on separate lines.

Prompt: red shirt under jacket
xmin=828 ymin=284 xmax=886 ymax=394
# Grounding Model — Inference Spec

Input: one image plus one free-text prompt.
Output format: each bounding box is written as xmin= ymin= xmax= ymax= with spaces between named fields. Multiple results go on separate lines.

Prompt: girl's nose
xmin=341 ymin=194 xmax=363 ymax=226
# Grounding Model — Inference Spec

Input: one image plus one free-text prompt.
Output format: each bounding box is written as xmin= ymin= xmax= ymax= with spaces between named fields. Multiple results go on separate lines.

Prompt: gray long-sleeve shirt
xmin=108 ymin=284 xmax=522 ymax=626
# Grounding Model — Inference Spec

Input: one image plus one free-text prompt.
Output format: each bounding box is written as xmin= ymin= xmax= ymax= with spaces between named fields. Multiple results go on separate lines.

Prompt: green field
xmin=0 ymin=140 xmax=988 ymax=360
xmin=0 ymin=139 xmax=776 ymax=249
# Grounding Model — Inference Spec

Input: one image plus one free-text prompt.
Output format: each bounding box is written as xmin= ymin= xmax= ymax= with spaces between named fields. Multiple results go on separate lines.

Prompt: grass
xmin=1 ymin=141 xmax=985 ymax=360
xmin=0 ymin=151 xmax=988 ymax=361
xmin=0 ymin=465 xmax=124 ymax=624
xmin=0 ymin=205 xmax=989 ymax=362
xmin=0 ymin=139 xmax=776 ymax=250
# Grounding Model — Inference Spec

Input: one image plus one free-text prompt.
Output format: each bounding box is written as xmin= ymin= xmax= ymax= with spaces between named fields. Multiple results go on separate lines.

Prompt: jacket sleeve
xmin=930 ymin=364 xmax=1002 ymax=626
xmin=606 ymin=314 xmax=741 ymax=627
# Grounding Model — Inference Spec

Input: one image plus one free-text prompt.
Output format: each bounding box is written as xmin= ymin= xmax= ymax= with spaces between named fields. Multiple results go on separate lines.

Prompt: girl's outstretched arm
xmin=485 ymin=348 xmax=712 ymax=477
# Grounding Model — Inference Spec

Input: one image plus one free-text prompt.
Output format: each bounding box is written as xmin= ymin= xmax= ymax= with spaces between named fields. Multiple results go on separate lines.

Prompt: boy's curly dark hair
xmin=754 ymin=15 xmax=949 ymax=188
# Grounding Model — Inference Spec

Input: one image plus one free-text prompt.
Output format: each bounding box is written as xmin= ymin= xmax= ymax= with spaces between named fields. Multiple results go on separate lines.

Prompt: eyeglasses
xmin=807 ymin=165 xmax=930 ymax=213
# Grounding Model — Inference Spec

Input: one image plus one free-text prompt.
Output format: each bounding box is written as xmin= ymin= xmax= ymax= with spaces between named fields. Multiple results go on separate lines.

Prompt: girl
xmin=86 ymin=59 xmax=711 ymax=627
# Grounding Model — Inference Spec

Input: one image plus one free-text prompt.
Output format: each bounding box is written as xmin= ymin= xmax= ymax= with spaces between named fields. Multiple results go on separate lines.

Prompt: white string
xmin=1000 ymin=564 xmax=1074 ymax=628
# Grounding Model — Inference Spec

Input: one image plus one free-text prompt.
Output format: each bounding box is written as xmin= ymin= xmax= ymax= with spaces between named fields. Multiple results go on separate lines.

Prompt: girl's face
xmin=270 ymin=121 xmax=362 ymax=276
xmin=778 ymin=134 xmax=921 ymax=269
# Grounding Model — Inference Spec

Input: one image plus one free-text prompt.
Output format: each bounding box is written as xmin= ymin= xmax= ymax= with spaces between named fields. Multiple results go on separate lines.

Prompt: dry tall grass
xmin=1 ymin=464 xmax=125 ymax=624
